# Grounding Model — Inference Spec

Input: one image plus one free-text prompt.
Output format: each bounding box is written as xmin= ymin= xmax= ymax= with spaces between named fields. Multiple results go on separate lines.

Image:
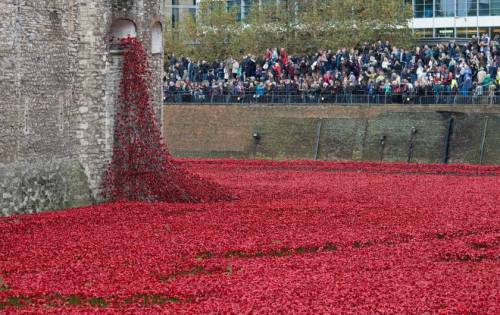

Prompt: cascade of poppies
xmin=102 ymin=37 xmax=233 ymax=203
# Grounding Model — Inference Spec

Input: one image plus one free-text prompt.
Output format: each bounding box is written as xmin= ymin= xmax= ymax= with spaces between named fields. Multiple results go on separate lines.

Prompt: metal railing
xmin=164 ymin=91 xmax=500 ymax=105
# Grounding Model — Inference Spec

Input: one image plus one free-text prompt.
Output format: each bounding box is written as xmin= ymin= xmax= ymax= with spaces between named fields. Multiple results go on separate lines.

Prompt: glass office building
xmin=164 ymin=0 xmax=257 ymax=26
xmin=411 ymin=0 xmax=500 ymax=38
xmin=163 ymin=0 xmax=198 ymax=28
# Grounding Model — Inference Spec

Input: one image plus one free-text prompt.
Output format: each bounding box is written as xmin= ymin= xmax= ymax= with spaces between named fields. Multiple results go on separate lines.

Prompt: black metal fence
xmin=164 ymin=92 xmax=500 ymax=105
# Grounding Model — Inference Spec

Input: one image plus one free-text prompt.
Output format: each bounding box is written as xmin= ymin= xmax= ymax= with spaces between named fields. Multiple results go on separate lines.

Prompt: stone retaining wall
xmin=164 ymin=104 xmax=500 ymax=165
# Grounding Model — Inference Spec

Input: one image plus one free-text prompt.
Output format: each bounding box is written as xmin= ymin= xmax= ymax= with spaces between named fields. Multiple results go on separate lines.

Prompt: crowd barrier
xmin=164 ymin=92 xmax=500 ymax=105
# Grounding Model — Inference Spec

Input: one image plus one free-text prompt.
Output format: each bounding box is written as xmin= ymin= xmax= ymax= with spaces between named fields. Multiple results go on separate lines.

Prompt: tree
xmin=164 ymin=16 xmax=188 ymax=66
xmin=324 ymin=0 xmax=415 ymax=50
xmin=164 ymin=0 xmax=415 ymax=61
xmin=243 ymin=0 xmax=414 ymax=55
xmin=241 ymin=0 xmax=304 ymax=55
xmin=164 ymin=0 xmax=243 ymax=62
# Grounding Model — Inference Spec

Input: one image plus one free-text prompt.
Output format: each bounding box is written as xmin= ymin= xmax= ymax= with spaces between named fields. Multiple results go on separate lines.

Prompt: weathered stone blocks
xmin=0 ymin=159 xmax=94 ymax=216
xmin=0 ymin=0 xmax=164 ymax=216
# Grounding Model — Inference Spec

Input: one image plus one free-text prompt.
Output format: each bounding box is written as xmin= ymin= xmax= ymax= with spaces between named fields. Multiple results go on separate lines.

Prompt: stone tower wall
xmin=0 ymin=0 xmax=164 ymax=216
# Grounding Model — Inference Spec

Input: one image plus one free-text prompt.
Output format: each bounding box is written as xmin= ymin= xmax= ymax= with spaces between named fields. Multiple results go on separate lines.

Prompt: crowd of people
xmin=163 ymin=34 xmax=500 ymax=104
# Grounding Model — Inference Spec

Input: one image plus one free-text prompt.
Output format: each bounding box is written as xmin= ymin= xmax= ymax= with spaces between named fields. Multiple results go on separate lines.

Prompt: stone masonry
xmin=0 ymin=0 xmax=164 ymax=216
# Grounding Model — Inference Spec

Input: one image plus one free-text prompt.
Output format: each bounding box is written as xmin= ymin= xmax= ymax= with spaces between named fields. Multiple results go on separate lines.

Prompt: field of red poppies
xmin=1 ymin=159 xmax=499 ymax=314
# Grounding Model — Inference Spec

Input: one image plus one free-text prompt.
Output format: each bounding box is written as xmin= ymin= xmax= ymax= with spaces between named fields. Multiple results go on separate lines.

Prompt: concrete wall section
xmin=163 ymin=104 xmax=500 ymax=165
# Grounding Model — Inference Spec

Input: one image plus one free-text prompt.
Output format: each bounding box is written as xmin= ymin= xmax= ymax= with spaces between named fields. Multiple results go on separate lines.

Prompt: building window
xmin=456 ymin=0 xmax=489 ymax=16
xmin=414 ymin=0 xmax=434 ymax=18
xmin=435 ymin=27 xmax=455 ymax=37
xmin=415 ymin=0 xmax=498 ymax=17
xmin=457 ymin=27 xmax=477 ymax=38
xmin=172 ymin=0 xmax=180 ymax=28
xmin=476 ymin=27 xmax=489 ymax=36
xmin=110 ymin=19 xmax=137 ymax=40
xmin=456 ymin=0 xmax=468 ymax=16
xmin=492 ymin=0 xmax=500 ymax=15
xmin=152 ymin=22 xmax=163 ymax=54
xmin=415 ymin=28 xmax=434 ymax=38
xmin=241 ymin=0 xmax=257 ymax=20
xmin=478 ymin=0 xmax=490 ymax=16
xmin=435 ymin=0 xmax=455 ymax=17
xmin=227 ymin=0 xmax=242 ymax=21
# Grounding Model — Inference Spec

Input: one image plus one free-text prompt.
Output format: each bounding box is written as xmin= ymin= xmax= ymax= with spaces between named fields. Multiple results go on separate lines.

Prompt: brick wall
xmin=164 ymin=104 xmax=500 ymax=164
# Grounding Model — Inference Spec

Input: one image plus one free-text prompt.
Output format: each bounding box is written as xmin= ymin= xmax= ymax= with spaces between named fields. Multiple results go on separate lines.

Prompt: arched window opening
xmin=110 ymin=19 xmax=137 ymax=42
xmin=151 ymin=22 xmax=163 ymax=54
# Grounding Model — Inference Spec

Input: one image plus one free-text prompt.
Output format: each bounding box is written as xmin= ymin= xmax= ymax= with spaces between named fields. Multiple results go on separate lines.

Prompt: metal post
xmin=313 ymin=119 xmax=322 ymax=160
xmin=479 ymin=117 xmax=488 ymax=164
xmin=411 ymin=0 xmax=415 ymax=36
xmin=442 ymin=117 xmax=454 ymax=164
xmin=379 ymin=135 xmax=387 ymax=162
xmin=407 ymin=127 xmax=417 ymax=163
xmin=476 ymin=0 xmax=479 ymax=37
xmin=241 ymin=0 xmax=245 ymax=21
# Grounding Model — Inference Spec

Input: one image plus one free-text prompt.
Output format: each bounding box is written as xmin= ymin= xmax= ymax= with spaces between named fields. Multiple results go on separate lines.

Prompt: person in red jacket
xmin=280 ymin=48 xmax=288 ymax=66
xmin=264 ymin=49 xmax=272 ymax=62
xmin=273 ymin=62 xmax=282 ymax=77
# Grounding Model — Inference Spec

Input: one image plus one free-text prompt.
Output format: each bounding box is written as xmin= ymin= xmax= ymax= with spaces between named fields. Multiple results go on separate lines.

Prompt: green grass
xmin=202 ymin=242 xmax=338 ymax=261
xmin=0 ymin=293 xmax=182 ymax=310
xmin=89 ymin=297 xmax=108 ymax=308
xmin=0 ymin=276 xmax=9 ymax=292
